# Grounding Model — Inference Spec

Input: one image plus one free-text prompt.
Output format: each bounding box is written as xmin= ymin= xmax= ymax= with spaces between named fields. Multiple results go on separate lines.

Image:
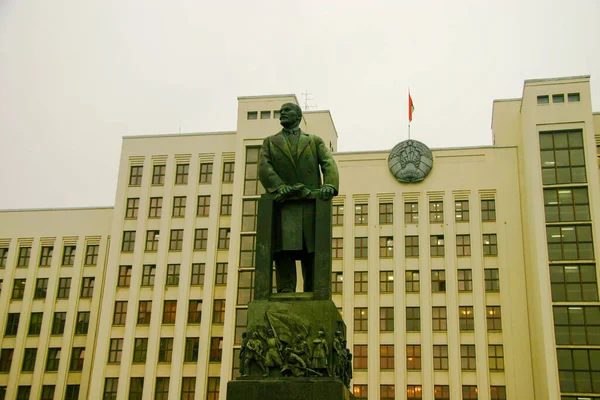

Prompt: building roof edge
xmin=0 ymin=206 xmax=114 ymax=213
xmin=122 ymin=131 xmax=236 ymax=140
xmin=524 ymin=75 xmax=590 ymax=85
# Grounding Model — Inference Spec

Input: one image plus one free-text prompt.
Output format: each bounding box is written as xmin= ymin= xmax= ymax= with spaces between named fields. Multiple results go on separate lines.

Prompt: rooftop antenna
xmin=301 ymin=90 xmax=317 ymax=111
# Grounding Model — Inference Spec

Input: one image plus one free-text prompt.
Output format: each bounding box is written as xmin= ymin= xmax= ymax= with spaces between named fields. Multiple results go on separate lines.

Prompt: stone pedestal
xmin=227 ymin=378 xmax=354 ymax=400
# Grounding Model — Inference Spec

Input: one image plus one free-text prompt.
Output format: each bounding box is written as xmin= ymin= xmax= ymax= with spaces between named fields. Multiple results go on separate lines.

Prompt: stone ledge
xmin=227 ymin=378 xmax=354 ymax=400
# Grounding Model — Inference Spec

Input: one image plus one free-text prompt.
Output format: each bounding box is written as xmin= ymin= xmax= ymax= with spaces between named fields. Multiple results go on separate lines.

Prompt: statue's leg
xmin=274 ymin=251 xmax=296 ymax=292
xmin=300 ymin=250 xmax=315 ymax=292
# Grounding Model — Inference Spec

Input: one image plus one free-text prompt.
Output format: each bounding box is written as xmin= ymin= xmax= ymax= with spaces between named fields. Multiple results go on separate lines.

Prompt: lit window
xmin=406 ymin=345 xmax=421 ymax=370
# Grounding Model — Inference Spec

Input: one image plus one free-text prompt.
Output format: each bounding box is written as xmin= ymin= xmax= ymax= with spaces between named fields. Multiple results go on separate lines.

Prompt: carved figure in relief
xmin=239 ymin=332 xmax=248 ymax=376
xmin=243 ymin=332 xmax=265 ymax=376
xmin=292 ymin=333 xmax=312 ymax=368
xmin=332 ymin=330 xmax=344 ymax=378
xmin=342 ymin=340 xmax=352 ymax=388
xmin=263 ymin=329 xmax=284 ymax=377
xmin=311 ymin=330 xmax=329 ymax=376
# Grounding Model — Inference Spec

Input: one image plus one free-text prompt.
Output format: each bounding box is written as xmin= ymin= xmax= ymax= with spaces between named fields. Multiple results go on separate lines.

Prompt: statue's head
xmin=335 ymin=330 xmax=342 ymax=337
xmin=279 ymin=103 xmax=302 ymax=129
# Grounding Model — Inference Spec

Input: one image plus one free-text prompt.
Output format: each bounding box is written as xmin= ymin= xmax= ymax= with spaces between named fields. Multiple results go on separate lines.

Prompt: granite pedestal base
xmin=227 ymin=378 xmax=354 ymax=400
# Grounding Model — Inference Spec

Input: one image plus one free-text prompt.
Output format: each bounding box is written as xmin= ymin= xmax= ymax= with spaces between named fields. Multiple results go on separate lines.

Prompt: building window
xmin=332 ymin=238 xmax=343 ymax=259
xmin=487 ymin=306 xmax=502 ymax=331
xmin=129 ymin=378 xmax=144 ymax=400
xmin=0 ymin=247 xmax=7 ymax=268
xmin=354 ymin=307 xmax=368 ymax=332
xmin=51 ymin=312 xmax=66 ymax=335
xmin=482 ymin=234 xmax=498 ymax=256
xmin=85 ymin=244 xmax=99 ymax=265
xmin=17 ymin=247 xmax=31 ymax=267
xmin=247 ymin=111 xmax=257 ymax=119
xmin=404 ymin=202 xmax=419 ymax=223
xmin=62 ymin=245 xmax=76 ymax=265
xmin=489 ymin=344 xmax=504 ymax=371
xmin=260 ymin=110 xmax=271 ymax=119
xmin=379 ymin=344 xmax=394 ymax=370
xmin=354 ymin=237 xmax=368 ymax=259
xmin=108 ymin=339 xmax=123 ymax=364
xmin=234 ymin=309 xmax=248 ymax=345
xmin=103 ymin=378 xmax=118 ymax=399
xmin=381 ymin=384 xmax=395 ymax=400
xmin=380 ymin=307 xmax=394 ymax=331
xmin=175 ymin=163 xmax=189 ymax=184
xmin=554 ymin=306 xmax=600 ymax=345
xmin=551 ymin=264 xmax=598 ymax=302
xmin=353 ymin=385 xmax=368 ymax=400
xmin=152 ymin=165 xmax=166 ymax=185
xmin=354 ymin=204 xmax=368 ymax=225
xmin=332 ymin=204 xmax=344 ymax=225
xmin=552 ymin=93 xmax=565 ymax=103
xmin=188 ymin=300 xmax=202 ymax=324
xmin=220 ymin=194 xmax=233 ymax=215
xmin=379 ymin=236 xmax=393 ymax=258
xmin=238 ymin=234 xmax=256 ymax=268
xmin=243 ymin=147 xmax=265 ymax=196
xmin=69 ymin=347 xmax=85 ymax=371
xmin=41 ymin=385 xmax=56 ymax=400
xmin=155 ymin=377 xmax=169 ymax=399
xmin=117 ymin=265 xmax=132 ymax=287
xmin=169 ymin=229 xmax=184 ymax=251
xmin=407 ymin=385 xmax=422 ymax=400
xmin=461 ymin=345 xmax=476 ymax=370
xmin=405 ymin=270 xmax=420 ymax=293
xmin=353 ymin=345 xmax=367 ymax=369
xmin=462 ymin=385 xmax=478 ymax=400
xmin=432 ymin=306 xmax=447 ymax=331
xmin=191 ymin=263 xmax=205 ymax=286
xmin=547 ymin=224 xmax=594 ymax=260
xmin=28 ymin=313 xmax=41 ymax=335
xmin=181 ymin=377 xmax=195 ymax=400
xmin=405 ymin=235 xmax=419 ymax=257
xmin=430 ymin=235 xmax=445 ymax=257
xmin=113 ymin=301 xmax=128 ymax=325
xmin=158 ymin=338 xmax=174 ymax=362
xmin=457 ymin=269 xmax=472 ymax=292
xmin=162 ymin=300 xmax=177 ymax=324
xmin=331 ymin=272 xmax=343 ymax=294
xmin=166 ymin=264 xmax=180 ymax=286
xmin=213 ymin=299 xmax=226 ymax=323
xmin=125 ymin=197 xmax=139 ymax=218
xmin=433 ymin=345 xmax=448 ymax=370
xmin=206 ymin=377 xmax=220 ymax=400
xmin=57 ymin=277 xmax=71 ymax=299
xmin=215 ymin=262 xmax=228 ymax=285
xmin=132 ymin=338 xmax=148 ymax=363
xmin=490 ymin=386 xmax=506 ymax=400
xmin=197 ymin=195 xmax=211 ymax=217
xmin=141 ymin=264 xmax=156 ymax=286
xmin=241 ymin=199 xmax=258 ymax=232
xmin=21 ymin=348 xmax=37 ymax=372
xmin=544 ymin=187 xmax=590 ymax=222
xmin=6 ymin=313 xmax=20 ymax=336
xmin=222 ymin=162 xmax=235 ymax=183
xmin=39 ymin=246 xmax=53 ymax=266
xmin=238 ymin=273 xmax=254 ymax=308
xmin=406 ymin=307 xmax=420 ymax=332
xmin=218 ymin=228 xmax=231 ymax=249
xmin=434 ymin=385 xmax=450 ymax=400
xmin=557 ymin=348 xmax=600 ymax=393
xmin=148 ymin=197 xmax=162 ymax=218
xmin=380 ymin=271 xmax=394 ymax=293
xmin=46 ymin=348 xmax=61 ymax=371
xmin=485 ymin=268 xmax=500 ymax=292
xmin=537 ymin=95 xmax=549 ymax=104
xmin=455 ymin=200 xmax=469 ymax=221
xmin=379 ymin=203 xmax=393 ymax=224
xmin=65 ymin=385 xmax=80 ymax=400
xmin=429 ymin=201 xmax=443 ymax=222
xmin=209 ymin=337 xmax=223 ymax=362
xmin=481 ymin=199 xmax=496 ymax=221
xmin=121 ymin=231 xmax=135 ymax=252
xmin=459 ymin=306 xmax=474 ymax=331
xmin=199 ymin=163 xmax=213 ymax=184
xmin=137 ymin=301 xmax=152 ymax=324
xmin=184 ymin=337 xmax=200 ymax=362
xmin=12 ymin=279 xmax=25 ymax=300
xmin=431 ymin=270 xmax=446 ymax=292
xmin=129 ymin=165 xmax=143 ymax=186
xmin=75 ymin=312 xmax=90 ymax=334
xmin=354 ymin=272 xmax=368 ymax=294
xmin=0 ymin=349 xmax=13 ymax=372
xmin=33 ymin=285 xmax=48 ymax=307
xmin=172 ymin=196 xmax=186 ymax=217
xmin=193 ymin=228 xmax=208 ymax=251
xmin=80 ymin=277 xmax=95 ymax=298
xmin=406 ymin=345 xmax=421 ymax=370
xmin=540 ymin=130 xmax=586 ymax=185
xmin=16 ymin=386 xmax=31 ymax=400
xmin=568 ymin=92 xmax=580 ymax=102
xmin=456 ymin=234 xmax=471 ymax=256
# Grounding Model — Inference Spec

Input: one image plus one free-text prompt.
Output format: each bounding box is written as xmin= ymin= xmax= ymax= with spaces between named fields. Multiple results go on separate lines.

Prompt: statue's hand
xmin=319 ymin=185 xmax=335 ymax=201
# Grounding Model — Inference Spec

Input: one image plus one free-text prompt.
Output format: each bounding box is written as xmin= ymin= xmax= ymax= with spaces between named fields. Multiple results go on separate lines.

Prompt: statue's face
xmin=279 ymin=104 xmax=301 ymax=127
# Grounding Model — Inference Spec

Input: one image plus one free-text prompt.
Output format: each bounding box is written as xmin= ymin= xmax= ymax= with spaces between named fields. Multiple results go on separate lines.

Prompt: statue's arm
xmin=258 ymin=138 xmax=285 ymax=194
xmin=315 ymin=135 xmax=339 ymax=194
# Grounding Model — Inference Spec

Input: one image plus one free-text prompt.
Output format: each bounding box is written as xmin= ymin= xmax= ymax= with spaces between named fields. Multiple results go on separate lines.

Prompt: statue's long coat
xmin=258 ymin=130 xmax=339 ymax=253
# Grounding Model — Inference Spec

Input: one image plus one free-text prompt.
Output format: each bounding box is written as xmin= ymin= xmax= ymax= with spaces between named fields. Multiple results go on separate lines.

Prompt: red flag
xmin=409 ymin=93 xmax=415 ymax=122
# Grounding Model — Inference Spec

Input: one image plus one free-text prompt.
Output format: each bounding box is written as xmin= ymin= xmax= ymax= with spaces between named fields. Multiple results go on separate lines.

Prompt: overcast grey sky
xmin=1 ymin=0 xmax=599 ymax=209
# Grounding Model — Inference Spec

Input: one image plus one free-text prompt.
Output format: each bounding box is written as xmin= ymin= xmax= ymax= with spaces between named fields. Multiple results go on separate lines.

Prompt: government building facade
xmin=0 ymin=75 xmax=598 ymax=400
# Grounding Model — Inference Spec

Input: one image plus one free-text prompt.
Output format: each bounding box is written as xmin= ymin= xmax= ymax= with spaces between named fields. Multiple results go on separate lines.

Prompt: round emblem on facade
xmin=388 ymin=139 xmax=434 ymax=183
